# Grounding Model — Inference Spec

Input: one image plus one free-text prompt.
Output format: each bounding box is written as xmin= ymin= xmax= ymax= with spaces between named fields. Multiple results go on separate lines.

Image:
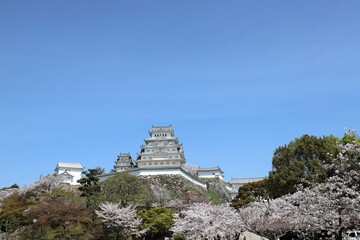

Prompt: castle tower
xmin=136 ymin=125 xmax=186 ymax=168
xmin=114 ymin=153 xmax=134 ymax=172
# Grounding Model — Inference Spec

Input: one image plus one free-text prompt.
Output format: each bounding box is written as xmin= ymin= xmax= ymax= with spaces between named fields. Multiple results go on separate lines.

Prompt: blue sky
xmin=1 ymin=1 xmax=360 ymax=188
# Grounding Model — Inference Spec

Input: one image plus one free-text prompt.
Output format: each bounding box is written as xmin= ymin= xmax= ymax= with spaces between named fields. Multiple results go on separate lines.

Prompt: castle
xmin=55 ymin=125 xmax=264 ymax=198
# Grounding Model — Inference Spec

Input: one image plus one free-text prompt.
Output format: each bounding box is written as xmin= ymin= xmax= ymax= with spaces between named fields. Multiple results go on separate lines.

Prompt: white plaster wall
xmin=137 ymin=169 xmax=207 ymax=188
xmin=57 ymin=168 xmax=82 ymax=185
xmin=198 ymin=171 xmax=224 ymax=181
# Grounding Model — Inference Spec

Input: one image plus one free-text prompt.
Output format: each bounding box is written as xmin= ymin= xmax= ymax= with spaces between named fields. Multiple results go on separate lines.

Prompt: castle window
xmin=166 ymin=162 xmax=169 ymax=165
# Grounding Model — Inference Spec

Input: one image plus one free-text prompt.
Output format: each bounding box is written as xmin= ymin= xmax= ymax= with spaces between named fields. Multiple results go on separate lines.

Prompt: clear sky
xmin=1 ymin=1 xmax=360 ymax=188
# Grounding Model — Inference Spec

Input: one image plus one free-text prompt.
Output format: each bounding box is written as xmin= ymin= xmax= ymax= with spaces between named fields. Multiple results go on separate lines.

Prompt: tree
xmin=0 ymin=188 xmax=18 ymax=204
xmin=78 ymin=168 xmax=103 ymax=208
xmin=287 ymin=179 xmax=360 ymax=240
xmin=19 ymin=174 xmax=61 ymax=199
xmin=0 ymin=192 xmax=34 ymax=237
xmin=239 ymin=198 xmax=296 ymax=240
xmin=181 ymin=163 xmax=198 ymax=175
xmin=323 ymin=134 xmax=360 ymax=189
xmin=0 ymin=184 xmax=19 ymax=191
xmin=138 ymin=207 xmax=174 ymax=239
xmin=268 ymin=134 xmax=339 ymax=198
xmin=231 ymin=179 xmax=269 ymax=209
xmin=101 ymin=172 xmax=150 ymax=207
xmin=341 ymin=129 xmax=360 ymax=145
xmin=171 ymin=203 xmax=244 ymax=239
xmin=240 ymin=137 xmax=360 ymax=240
xmin=95 ymin=202 xmax=145 ymax=239
xmin=149 ymin=185 xmax=172 ymax=207
xmin=23 ymin=188 xmax=93 ymax=239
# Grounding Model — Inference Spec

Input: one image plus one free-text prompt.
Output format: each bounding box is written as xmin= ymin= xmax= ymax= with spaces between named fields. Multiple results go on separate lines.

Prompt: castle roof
xmin=197 ymin=166 xmax=224 ymax=174
xmin=57 ymin=171 xmax=74 ymax=177
xmin=148 ymin=125 xmax=175 ymax=136
xmin=230 ymin=177 xmax=265 ymax=184
xmin=55 ymin=162 xmax=84 ymax=170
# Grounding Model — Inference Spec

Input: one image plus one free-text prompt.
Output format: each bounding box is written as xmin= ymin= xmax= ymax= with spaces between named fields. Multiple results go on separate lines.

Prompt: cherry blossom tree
xmin=181 ymin=163 xmax=199 ymax=175
xmin=0 ymin=188 xmax=18 ymax=205
xmin=95 ymin=202 xmax=146 ymax=239
xmin=286 ymin=177 xmax=360 ymax=240
xmin=150 ymin=185 xmax=172 ymax=207
xmin=19 ymin=174 xmax=61 ymax=198
xmin=171 ymin=203 xmax=244 ymax=239
xmin=240 ymin=137 xmax=360 ymax=240
xmin=239 ymin=198 xmax=297 ymax=239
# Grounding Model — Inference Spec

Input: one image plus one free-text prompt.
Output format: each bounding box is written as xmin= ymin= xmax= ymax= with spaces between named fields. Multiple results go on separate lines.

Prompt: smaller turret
xmin=114 ymin=153 xmax=134 ymax=172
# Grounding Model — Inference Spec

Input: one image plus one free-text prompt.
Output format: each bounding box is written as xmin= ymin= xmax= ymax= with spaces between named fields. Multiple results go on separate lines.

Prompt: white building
xmin=114 ymin=153 xmax=134 ymax=172
xmin=136 ymin=125 xmax=186 ymax=168
xmin=197 ymin=167 xmax=224 ymax=181
xmin=54 ymin=162 xmax=84 ymax=185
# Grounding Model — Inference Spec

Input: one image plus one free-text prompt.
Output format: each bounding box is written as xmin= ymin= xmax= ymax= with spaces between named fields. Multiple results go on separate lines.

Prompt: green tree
xmin=0 ymin=192 xmax=34 ymax=236
xmin=78 ymin=168 xmax=103 ymax=208
xmin=0 ymin=184 xmax=19 ymax=191
xmin=231 ymin=179 xmax=268 ymax=209
xmin=268 ymin=134 xmax=340 ymax=198
xmin=341 ymin=129 xmax=360 ymax=145
xmin=138 ymin=207 xmax=174 ymax=239
xmin=101 ymin=172 xmax=150 ymax=207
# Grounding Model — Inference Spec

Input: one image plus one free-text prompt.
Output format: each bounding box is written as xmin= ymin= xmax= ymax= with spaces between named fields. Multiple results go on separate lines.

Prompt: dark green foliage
xmin=174 ymin=234 xmax=185 ymax=240
xmin=78 ymin=168 xmax=103 ymax=208
xmin=0 ymin=184 xmax=19 ymax=190
xmin=268 ymin=134 xmax=340 ymax=198
xmin=139 ymin=207 xmax=174 ymax=239
xmin=102 ymin=172 xmax=150 ymax=207
xmin=231 ymin=179 xmax=269 ymax=209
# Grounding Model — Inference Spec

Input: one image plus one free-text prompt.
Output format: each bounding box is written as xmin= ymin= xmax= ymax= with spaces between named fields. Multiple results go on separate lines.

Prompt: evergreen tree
xmin=77 ymin=168 xmax=103 ymax=208
xmin=231 ymin=179 xmax=268 ymax=209
xmin=268 ymin=134 xmax=339 ymax=198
